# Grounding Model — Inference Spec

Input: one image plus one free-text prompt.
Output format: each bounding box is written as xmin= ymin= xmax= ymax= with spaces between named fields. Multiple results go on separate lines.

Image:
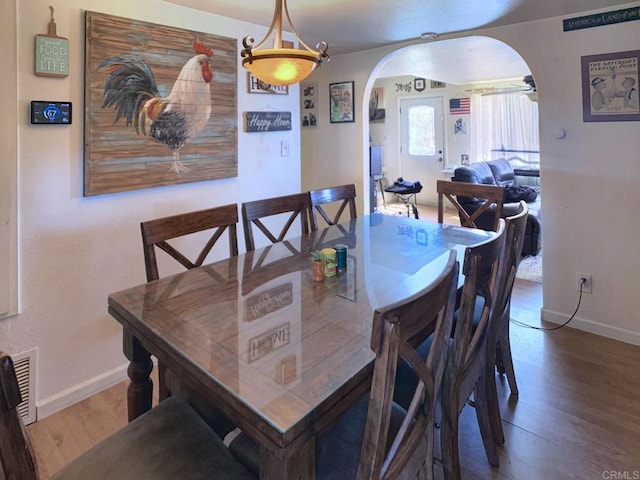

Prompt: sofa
xmin=452 ymin=158 xmax=541 ymax=257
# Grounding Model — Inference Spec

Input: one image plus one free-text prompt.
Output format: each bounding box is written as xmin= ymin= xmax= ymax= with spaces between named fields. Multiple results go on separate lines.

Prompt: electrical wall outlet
xmin=577 ymin=273 xmax=592 ymax=294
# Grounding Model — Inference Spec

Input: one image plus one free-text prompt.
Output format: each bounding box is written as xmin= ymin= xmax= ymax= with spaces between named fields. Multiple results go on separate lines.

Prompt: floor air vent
xmin=12 ymin=349 xmax=37 ymax=425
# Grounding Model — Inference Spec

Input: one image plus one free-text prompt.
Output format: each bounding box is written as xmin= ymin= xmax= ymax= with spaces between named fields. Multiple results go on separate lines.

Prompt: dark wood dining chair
xmin=229 ymin=250 xmax=460 ymax=479
xmin=485 ymin=201 xmax=529 ymax=446
xmin=140 ymin=203 xmax=239 ymax=282
xmin=309 ymin=184 xmax=358 ymax=251
xmin=241 ymin=192 xmax=315 ymax=251
xmin=309 ymin=183 xmax=357 ymax=227
xmin=440 ymin=220 xmax=505 ymax=480
xmin=437 ymin=180 xmax=504 ymax=231
xmin=0 ymin=352 xmax=256 ymax=480
xmin=140 ymin=203 xmax=239 ymax=437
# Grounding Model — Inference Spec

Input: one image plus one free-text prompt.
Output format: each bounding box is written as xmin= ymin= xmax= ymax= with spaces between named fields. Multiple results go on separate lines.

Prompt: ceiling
xmin=162 ymin=0 xmax=628 ymax=85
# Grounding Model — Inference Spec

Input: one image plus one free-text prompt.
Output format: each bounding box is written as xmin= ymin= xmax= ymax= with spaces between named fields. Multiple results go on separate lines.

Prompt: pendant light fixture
xmin=241 ymin=0 xmax=329 ymax=86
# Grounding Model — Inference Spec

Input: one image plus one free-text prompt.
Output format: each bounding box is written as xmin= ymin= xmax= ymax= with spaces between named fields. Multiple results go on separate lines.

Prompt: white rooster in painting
xmin=98 ymin=41 xmax=214 ymax=175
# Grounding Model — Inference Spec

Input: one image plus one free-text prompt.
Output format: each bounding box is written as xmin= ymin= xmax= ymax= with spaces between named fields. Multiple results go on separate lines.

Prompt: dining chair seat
xmin=0 ymin=352 xmax=256 ymax=480
xmin=230 ymin=397 xmax=427 ymax=480
xmin=53 ymin=397 xmax=255 ymax=480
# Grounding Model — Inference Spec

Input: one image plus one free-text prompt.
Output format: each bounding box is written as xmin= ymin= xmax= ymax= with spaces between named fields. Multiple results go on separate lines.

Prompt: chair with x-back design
xmin=309 ymin=184 xmax=357 ymax=227
xmin=437 ymin=180 xmax=504 ymax=232
xmin=141 ymin=204 xmax=238 ymax=282
xmin=484 ymin=201 xmax=529 ymax=446
xmin=140 ymin=203 xmax=239 ymax=438
xmin=241 ymin=192 xmax=315 ymax=252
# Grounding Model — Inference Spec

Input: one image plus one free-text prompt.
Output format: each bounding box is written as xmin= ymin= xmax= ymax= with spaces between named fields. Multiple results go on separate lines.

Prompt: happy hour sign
xmin=244 ymin=111 xmax=292 ymax=132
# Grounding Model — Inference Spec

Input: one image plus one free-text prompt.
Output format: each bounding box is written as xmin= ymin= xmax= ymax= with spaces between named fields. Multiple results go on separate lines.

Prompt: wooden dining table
xmin=108 ymin=213 xmax=493 ymax=480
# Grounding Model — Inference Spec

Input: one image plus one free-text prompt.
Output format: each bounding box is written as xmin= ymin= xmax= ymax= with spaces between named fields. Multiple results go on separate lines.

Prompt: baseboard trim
xmin=542 ymin=308 xmax=640 ymax=347
xmin=36 ymin=363 xmax=129 ymax=420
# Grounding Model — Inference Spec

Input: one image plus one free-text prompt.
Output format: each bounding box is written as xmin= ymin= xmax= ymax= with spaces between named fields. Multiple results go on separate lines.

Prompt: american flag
xmin=449 ymin=98 xmax=471 ymax=115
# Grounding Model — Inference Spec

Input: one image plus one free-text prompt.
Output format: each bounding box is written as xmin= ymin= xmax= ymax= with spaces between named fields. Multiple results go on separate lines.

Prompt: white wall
xmin=302 ymin=3 xmax=640 ymax=345
xmin=1 ymin=0 xmax=303 ymax=417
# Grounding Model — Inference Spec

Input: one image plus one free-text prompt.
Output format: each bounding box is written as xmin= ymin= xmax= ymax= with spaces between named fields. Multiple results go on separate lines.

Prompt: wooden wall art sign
xmin=563 ymin=6 xmax=639 ymax=32
xmin=244 ymin=111 xmax=292 ymax=132
xmin=247 ymin=73 xmax=288 ymax=95
xmin=35 ymin=7 xmax=69 ymax=78
xmin=84 ymin=11 xmax=238 ymax=196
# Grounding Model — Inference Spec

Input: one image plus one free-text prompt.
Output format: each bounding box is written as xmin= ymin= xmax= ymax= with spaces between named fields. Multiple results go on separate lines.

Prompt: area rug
xmin=516 ymin=252 xmax=543 ymax=283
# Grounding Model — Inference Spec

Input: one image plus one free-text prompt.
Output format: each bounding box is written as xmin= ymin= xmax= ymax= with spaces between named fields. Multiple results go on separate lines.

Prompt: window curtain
xmin=470 ymin=91 xmax=539 ymax=167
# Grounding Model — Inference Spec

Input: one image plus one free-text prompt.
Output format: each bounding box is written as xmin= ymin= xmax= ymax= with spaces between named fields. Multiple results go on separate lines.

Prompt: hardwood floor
xmin=27 ymin=204 xmax=640 ymax=479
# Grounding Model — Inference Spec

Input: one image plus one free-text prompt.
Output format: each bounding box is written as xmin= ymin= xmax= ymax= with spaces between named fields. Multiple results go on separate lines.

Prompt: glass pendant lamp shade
xmin=242 ymin=48 xmax=322 ymax=86
xmin=241 ymin=0 xmax=329 ymax=86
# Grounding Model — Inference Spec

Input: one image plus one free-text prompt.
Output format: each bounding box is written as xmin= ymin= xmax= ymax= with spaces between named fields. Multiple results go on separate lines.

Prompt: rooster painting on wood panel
xmin=97 ymin=41 xmax=214 ymax=175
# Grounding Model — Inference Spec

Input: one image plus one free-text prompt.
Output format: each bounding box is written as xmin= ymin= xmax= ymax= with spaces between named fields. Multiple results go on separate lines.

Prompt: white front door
xmin=399 ymin=96 xmax=445 ymax=205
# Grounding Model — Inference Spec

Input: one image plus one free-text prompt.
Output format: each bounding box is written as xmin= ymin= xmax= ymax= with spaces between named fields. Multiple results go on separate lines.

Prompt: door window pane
xmin=408 ymin=105 xmax=435 ymax=156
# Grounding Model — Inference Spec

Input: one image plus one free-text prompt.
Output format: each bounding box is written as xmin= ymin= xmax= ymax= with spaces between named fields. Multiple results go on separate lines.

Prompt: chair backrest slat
xmin=445 ymin=221 xmax=505 ymax=408
xmin=140 ymin=204 xmax=239 ymax=282
xmin=490 ymin=202 xmax=528 ymax=350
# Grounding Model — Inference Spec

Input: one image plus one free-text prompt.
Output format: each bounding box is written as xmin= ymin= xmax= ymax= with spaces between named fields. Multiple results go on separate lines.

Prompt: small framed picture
xmin=431 ymin=80 xmax=446 ymax=89
xmin=300 ymin=82 xmax=318 ymax=128
xmin=414 ymin=77 xmax=426 ymax=92
xmin=581 ymin=49 xmax=640 ymax=122
xmin=329 ymin=81 xmax=355 ymax=123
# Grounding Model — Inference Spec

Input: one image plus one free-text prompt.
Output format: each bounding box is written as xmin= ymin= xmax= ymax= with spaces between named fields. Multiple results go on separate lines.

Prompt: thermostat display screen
xmin=31 ymin=101 xmax=72 ymax=124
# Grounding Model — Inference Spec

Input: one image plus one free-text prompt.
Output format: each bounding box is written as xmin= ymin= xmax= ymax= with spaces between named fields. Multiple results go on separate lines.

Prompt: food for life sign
xmin=35 ymin=36 xmax=69 ymax=77
xmin=35 ymin=8 xmax=69 ymax=78
xmin=243 ymin=111 xmax=292 ymax=132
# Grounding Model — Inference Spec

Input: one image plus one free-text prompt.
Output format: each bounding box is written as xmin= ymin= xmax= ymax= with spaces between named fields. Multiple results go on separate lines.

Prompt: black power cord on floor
xmin=510 ymin=277 xmax=585 ymax=331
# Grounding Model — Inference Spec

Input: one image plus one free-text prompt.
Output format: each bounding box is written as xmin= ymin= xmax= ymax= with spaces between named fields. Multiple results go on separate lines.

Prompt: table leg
xmin=261 ymin=436 xmax=315 ymax=480
xmin=123 ymin=328 xmax=153 ymax=422
xmin=377 ymin=178 xmax=386 ymax=208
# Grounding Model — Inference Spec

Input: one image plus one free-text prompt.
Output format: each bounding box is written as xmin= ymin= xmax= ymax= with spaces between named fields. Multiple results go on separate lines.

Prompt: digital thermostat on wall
xmin=30 ymin=100 xmax=72 ymax=125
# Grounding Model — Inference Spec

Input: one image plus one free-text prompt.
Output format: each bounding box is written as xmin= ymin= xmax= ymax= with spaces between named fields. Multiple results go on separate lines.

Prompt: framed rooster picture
xmin=84 ymin=11 xmax=237 ymax=196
